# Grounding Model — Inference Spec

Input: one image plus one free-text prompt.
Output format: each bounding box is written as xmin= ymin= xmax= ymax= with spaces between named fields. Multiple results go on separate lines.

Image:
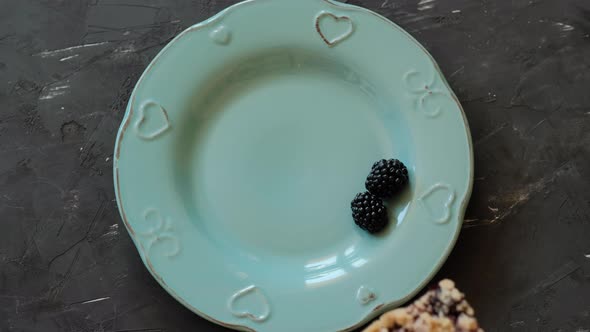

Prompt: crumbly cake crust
xmin=363 ymin=279 xmax=483 ymax=332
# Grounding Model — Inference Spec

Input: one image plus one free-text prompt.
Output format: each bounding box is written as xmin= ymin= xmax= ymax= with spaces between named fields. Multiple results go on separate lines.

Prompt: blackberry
xmin=365 ymin=159 xmax=409 ymax=198
xmin=351 ymin=191 xmax=388 ymax=233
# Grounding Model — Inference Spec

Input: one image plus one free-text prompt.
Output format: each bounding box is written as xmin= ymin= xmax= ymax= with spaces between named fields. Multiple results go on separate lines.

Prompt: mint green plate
xmin=113 ymin=0 xmax=473 ymax=331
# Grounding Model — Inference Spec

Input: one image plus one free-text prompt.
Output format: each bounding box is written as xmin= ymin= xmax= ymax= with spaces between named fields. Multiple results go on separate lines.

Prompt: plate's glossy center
xmin=175 ymin=49 xmax=409 ymax=262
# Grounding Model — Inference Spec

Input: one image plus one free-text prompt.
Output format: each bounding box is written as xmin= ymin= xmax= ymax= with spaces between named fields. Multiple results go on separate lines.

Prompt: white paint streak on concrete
xmin=114 ymin=44 xmax=136 ymax=54
xmin=59 ymin=54 xmax=79 ymax=62
xmin=554 ymin=22 xmax=574 ymax=32
xmin=418 ymin=0 xmax=435 ymax=11
xmin=39 ymin=84 xmax=71 ymax=100
xmin=81 ymin=297 xmax=110 ymax=305
xmin=101 ymin=224 xmax=119 ymax=239
xmin=35 ymin=42 xmax=109 ymax=58
xmin=510 ymin=321 xmax=525 ymax=328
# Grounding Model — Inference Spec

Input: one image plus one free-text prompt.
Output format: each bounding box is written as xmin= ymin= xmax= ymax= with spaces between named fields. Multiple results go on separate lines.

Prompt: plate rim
xmin=113 ymin=0 xmax=474 ymax=330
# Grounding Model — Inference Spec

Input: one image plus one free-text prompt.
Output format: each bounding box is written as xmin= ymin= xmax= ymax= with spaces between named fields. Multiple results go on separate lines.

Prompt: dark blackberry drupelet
xmin=351 ymin=191 xmax=388 ymax=233
xmin=365 ymin=159 xmax=409 ymax=198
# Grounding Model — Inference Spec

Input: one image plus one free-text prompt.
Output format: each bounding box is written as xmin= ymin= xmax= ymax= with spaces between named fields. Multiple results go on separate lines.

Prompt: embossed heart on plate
xmin=209 ymin=25 xmax=231 ymax=45
xmin=356 ymin=285 xmax=377 ymax=305
xmin=419 ymin=183 xmax=456 ymax=224
xmin=134 ymin=101 xmax=171 ymax=140
xmin=315 ymin=12 xmax=354 ymax=47
xmin=227 ymin=285 xmax=270 ymax=322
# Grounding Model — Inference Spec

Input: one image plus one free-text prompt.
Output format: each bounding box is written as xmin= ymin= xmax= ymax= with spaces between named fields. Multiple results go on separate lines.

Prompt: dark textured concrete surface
xmin=1 ymin=0 xmax=590 ymax=331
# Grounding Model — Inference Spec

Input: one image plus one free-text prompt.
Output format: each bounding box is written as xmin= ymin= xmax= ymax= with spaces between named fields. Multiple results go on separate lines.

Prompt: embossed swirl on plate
xmin=418 ymin=183 xmax=456 ymax=224
xmin=134 ymin=100 xmax=171 ymax=140
xmin=403 ymin=70 xmax=451 ymax=118
xmin=228 ymin=285 xmax=270 ymax=322
xmin=138 ymin=208 xmax=181 ymax=258
xmin=315 ymin=12 xmax=354 ymax=47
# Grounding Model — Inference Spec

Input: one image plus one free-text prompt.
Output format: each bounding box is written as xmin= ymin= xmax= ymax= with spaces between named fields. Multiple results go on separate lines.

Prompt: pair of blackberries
xmin=351 ymin=159 xmax=409 ymax=234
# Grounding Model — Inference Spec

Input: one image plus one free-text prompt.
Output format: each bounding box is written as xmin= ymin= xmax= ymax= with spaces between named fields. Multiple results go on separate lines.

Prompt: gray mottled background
xmin=1 ymin=0 xmax=590 ymax=331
